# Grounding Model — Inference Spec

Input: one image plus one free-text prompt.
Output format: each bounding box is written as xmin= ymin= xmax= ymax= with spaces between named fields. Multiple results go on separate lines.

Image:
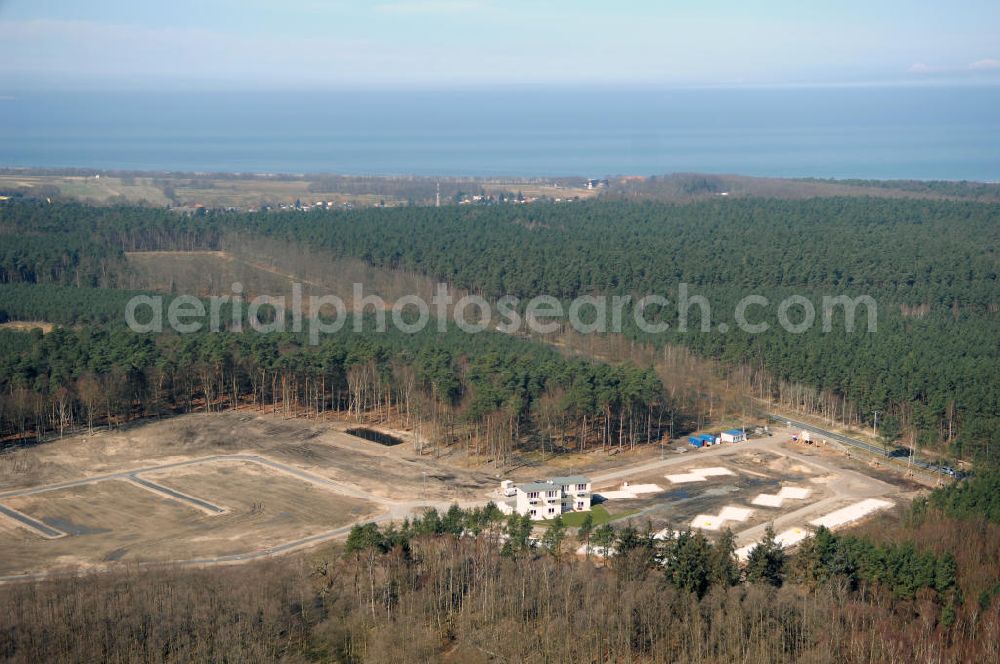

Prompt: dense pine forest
xmin=1 ymin=197 xmax=999 ymax=663
xmin=228 ymin=197 xmax=999 ymax=462
xmin=2 ymin=197 xmax=998 ymax=463
xmin=0 ymin=305 xmax=666 ymax=461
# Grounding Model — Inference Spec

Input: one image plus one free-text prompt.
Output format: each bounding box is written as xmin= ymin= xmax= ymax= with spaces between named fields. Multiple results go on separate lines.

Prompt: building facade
xmin=497 ymin=476 xmax=592 ymax=520
xmin=721 ymin=429 xmax=747 ymax=443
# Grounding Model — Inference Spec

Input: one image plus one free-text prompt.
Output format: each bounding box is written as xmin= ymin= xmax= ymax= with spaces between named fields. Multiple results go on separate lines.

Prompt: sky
xmin=1 ymin=0 xmax=998 ymax=90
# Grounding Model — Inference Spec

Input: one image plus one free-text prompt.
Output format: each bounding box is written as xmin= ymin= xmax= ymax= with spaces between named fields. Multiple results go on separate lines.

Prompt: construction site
xmin=0 ymin=409 xmax=929 ymax=580
xmin=586 ymin=431 xmax=917 ymax=559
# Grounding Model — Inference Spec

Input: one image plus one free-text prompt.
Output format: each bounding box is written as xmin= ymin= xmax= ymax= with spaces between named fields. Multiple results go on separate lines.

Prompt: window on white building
xmin=576 ymin=483 xmax=587 ymax=491
xmin=548 ymin=507 xmax=555 ymax=514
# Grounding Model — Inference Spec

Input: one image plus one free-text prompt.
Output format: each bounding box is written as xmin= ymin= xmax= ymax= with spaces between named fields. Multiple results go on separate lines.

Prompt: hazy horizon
xmin=3 ymin=86 xmax=999 ymax=180
xmin=2 ymin=1 xmax=999 ymax=90
xmin=3 ymin=2 xmax=999 ymax=180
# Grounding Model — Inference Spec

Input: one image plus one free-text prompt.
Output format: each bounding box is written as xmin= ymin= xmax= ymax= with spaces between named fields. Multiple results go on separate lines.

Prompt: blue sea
xmin=1 ymin=86 xmax=998 ymax=180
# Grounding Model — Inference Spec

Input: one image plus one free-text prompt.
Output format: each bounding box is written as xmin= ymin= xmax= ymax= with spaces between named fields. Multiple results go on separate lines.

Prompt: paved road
xmin=760 ymin=410 xmax=944 ymax=478
xmin=0 ymin=432 xmax=911 ymax=583
xmin=0 ymin=517 xmax=395 ymax=583
xmin=0 ymin=453 xmax=477 ymax=584
xmin=0 ymin=454 xmax=399 ymax=504
xmin=589 ymin=440 xmax=745 ymax=485
xmin=586 ymin=434 xmax=901 ymax=547
xmin=126 ymin=475 xmax=226 ymax=514
xmin=723 ymin=436 xmax=900 ymax=547
xmin=0 ymin=504 xmax=65 ymax=539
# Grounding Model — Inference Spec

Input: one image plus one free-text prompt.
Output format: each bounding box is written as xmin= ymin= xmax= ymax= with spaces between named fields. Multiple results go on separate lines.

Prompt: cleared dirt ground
xmin=0 ymin=411 xmax=496 ymax=501
xmin=583 ymin=427 xmax=921 ymax=550
xmin=0 ymin=460 xmax=376 ymax=577
xmin=592 ymin=450 xmax=836 ymax=534
xmin=0 ymin=414 xmax=922 ymax=578
xmin=0 ymin=411 xmax=499 ymax=578
xmin=0 ymin=321 xmax=55 ymax=333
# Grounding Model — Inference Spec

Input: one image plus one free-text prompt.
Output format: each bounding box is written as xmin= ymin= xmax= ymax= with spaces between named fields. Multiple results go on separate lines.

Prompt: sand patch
xmin=691 ymin=504 xmax=753 ymax=531
xmin=665 ymin=473 xmax=707 ymax=484
xmin=809 ymin=498 xmax=893 ymax=529
xmin=596 ymin=482 xmax=663 ymax=500
xmin=665 ymin=467 xmax=735 ymax=484
xmin=751 ymin=485 xmax=811 ymax=507
xmin=699 ymin=467 xmax=735 ymax=477
xmin=736 ymin=527 xmax=811 ymax=561
xmin=775 ymin=526 xmax=810 ymax=547
xmin=718 ymin=506 xmax=753 ymax=521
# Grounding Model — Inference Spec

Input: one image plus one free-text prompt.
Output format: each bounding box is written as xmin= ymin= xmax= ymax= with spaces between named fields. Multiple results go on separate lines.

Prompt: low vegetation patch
xmin=556 ymin=504 xmax=635 ymax=527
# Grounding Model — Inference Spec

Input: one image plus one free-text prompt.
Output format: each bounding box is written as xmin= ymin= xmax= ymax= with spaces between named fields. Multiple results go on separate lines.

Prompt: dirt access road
xmin=585 ymin=429 xmax=909 ymax=549
xmin=0 ymin=417 xmax=912 ymax=583
xmin=0 ymin=452 xmax=480 ymax=583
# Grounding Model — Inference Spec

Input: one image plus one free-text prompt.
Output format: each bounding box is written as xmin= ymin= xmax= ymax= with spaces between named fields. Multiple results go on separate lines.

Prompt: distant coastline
xmin=2 ymin=87 xmax=999 ymax=181
xmin=2 ymin=169 xmax=999 ymax=211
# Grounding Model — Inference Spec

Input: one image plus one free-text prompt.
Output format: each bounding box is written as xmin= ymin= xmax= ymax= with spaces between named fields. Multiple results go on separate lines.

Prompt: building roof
xmin=550 ymin=475 xmax=589 ymax=486
xmin=516 ymin=476 xmax=590 ymax=493
xmin=724 ymin=429 xmax=744 ymax=435
xmin=519 ymin=481 xmax=558 ymax=493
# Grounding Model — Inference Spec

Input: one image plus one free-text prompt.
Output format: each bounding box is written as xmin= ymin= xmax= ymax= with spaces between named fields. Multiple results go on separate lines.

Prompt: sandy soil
xmin=0 ymin=461 xmax=375 ymax=577
xmin=0 ymin=416 xmax=924 ymax=578
xmin=0 ymin=411 xmax=497 ymax=502
xmin=0 ymin=321 xmax=55 ymax=333
xmin=590 ymin=449 xmax=837 ymax=534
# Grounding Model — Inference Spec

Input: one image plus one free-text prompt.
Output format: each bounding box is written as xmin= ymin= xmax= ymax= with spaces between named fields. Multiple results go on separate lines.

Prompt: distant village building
xmin=585 ymin=178 xmax=609 ymax=190
xmin=497 ymin=476 xmax=592 ymax=520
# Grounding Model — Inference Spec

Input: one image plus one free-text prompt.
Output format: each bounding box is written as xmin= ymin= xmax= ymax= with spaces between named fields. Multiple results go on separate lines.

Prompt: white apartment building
xmin=497 ymin=475 xmax=592 ymax=520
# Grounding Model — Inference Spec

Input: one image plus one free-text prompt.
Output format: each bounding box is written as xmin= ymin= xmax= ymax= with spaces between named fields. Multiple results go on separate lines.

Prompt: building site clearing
xmin=0 ymin=412 xmax=923 ymax=579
